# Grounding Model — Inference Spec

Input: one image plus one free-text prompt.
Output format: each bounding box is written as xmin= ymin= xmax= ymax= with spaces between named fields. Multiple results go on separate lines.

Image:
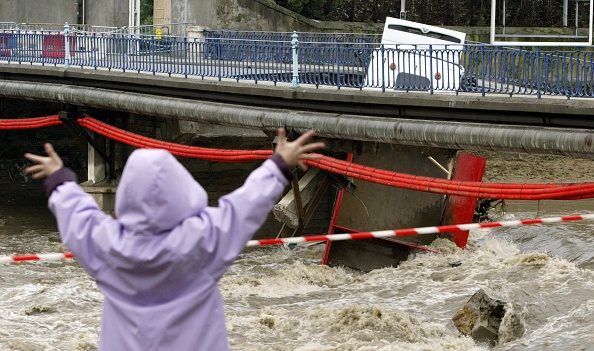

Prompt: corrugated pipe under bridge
xmin=1 ymin=80 xmax=593 ymax=158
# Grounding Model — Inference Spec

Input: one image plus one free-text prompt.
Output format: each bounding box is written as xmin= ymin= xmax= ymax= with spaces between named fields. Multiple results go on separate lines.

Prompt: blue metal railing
xmin=1 ymin=28 xmax=594 ymax=98
xmin=202 ymin=30 xmax=379 ymax=65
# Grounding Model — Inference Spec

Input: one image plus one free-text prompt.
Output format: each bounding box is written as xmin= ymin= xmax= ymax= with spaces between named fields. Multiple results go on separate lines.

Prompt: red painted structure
xmin=440 ymin=152 xmax=487 ymax=248
xmin=42 ymin=35 xmax=76 ymax=58
xmin=322 ymin=151 xmax=486 ymax=267
xmin=0 ymin=33 xmax=17 ymax=57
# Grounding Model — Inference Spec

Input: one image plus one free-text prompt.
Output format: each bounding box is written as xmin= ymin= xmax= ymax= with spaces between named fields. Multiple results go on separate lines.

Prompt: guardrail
xmin=1 ymin=28 xmax=593 ymax=97
xmin=0 ymin=22 xmax=17 ymax=30
xmin=0 ymin=23 xmax=121 ymax=33
xmin=203 ymin=30 xmax=382 ymax=43
xmin=126 ymin=23 xmax=192 ymax=38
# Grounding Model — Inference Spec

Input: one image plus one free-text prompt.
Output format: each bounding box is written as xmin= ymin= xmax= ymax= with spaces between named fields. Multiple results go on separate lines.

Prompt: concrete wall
xmin=0 ymin=0 xmax=128 ymax=28
xmin=154 ymin=0 xmax=172 ymax=24
xmin=168 ymin=0 xmax=381 ymax=32
xmin=336 ymin=143 xmax=454 ymax=232
xmin=326 ymin=142 xmax=456 ymax=271
xmin=0 ymin=0 xmax=78 ymax=24
xmin=164 ymin=0 xmax=579 ymax=40
xmin=84 ymin=0 xmax=129 ymax=27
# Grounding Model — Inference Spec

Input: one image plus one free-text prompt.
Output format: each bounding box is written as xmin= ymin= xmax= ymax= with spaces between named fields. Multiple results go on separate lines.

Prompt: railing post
xmin=217 ymin=38 xmax=221 ymax=81
xmin=93 ymin=33 xmax=98 ymax=70
xmin=184 ymin=37 xmax=188 ymax=78
xmin=121 ymin=34 xmax=126 ymax=73
xmin=429 ymin=44 xmax=434 ymax=94
xmin=64 ymin=22 xmax=71 ymax=69
xmin=291 ymin=31 xmax=299 ymax=88
xmin=253 ymin=39 xmax=258 ymax=83
xmin=536 ymin=47 xmax=541 ymax=99
xmin=336 ymin=43 xmax=341 ymax=88
xmin=381 ymin=44 xmax=385 ymax=92
xmin=481 ymin=45 xmax=486 ymax=97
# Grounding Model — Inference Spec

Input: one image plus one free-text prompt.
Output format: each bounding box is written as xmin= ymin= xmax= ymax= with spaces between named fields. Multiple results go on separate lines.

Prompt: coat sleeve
xmin=48 ymin=179 xmax=113 ymax=277
xmin=194 ymin=157 xmax=289 ymax=280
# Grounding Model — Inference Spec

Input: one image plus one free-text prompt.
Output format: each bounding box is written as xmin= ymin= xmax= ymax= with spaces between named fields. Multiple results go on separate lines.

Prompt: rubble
xmin=452 ymin=287 xmax=526 ymax=345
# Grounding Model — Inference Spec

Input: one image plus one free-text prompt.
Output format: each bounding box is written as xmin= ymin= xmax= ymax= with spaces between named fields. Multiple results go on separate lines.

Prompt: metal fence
xmin=203 ymin=30 xmax=380 ymax=65
xmin=1 ymin=29 xmax=594 ymax=97
xmin=1 ymin=23 xmax=121 ymax=34
xmin=0 ymin=22 xmax=17 ymax=30
xmin=203 ymin=30 xmax=381 ymax=43
xmin=126 ymin=23 xmax=191 ymax=38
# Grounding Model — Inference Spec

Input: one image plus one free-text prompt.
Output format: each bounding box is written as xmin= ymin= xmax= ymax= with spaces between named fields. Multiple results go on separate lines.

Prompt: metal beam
xmin=564 ymin=0 xmax=569 ymax=27
xmin=1 ymin=80 xmax=594 ymax=158
xmin=58 ymin=104 xmax=114 ymax=180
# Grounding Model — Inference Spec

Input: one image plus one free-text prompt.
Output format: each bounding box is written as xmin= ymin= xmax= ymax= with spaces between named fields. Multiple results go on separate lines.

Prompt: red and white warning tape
xmin=2 ymin=214 xmax=594 ymax=264
xmin=246 ymin=213 xmax=594 ymax=247
xmin=0 ymin=252 xmax=74 ymax=264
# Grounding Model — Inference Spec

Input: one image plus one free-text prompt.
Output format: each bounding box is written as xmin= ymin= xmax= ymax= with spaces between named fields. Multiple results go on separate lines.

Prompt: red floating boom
xmin=0 ymin=115 xmax=62 ymax=130
xmin=4 ymin=114 xmax=594 ymax=200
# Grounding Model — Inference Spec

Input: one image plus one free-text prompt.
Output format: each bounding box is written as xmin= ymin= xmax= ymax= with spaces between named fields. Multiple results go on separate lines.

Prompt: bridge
xmin=2 ymin=25 xmax=594 ymax=270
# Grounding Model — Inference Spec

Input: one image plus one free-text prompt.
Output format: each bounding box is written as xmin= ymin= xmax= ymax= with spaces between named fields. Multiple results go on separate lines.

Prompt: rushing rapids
xmin=1 ymin=194 xmax=593 ymax=350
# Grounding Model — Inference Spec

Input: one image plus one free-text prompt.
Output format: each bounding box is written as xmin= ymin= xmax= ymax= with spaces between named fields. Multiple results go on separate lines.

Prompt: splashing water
xmin=1 ymin=200 xmax=594 ymax=350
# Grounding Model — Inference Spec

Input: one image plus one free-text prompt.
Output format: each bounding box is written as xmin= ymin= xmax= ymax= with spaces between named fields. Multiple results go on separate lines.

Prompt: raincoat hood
xmin=115 ymin=149 xmax=207 ymax=234
xmin=48 ymin=152 xmax=289 ymax=350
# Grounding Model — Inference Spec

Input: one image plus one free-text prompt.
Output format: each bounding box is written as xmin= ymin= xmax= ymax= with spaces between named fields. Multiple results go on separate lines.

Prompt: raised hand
xmin=275 ymin=129 xmax=325 ymax=170
xmin=24 ymin=143 xmax=64 ymax=179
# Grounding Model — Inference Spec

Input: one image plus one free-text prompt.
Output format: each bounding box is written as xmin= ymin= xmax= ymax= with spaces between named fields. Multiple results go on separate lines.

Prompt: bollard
xmin=64 ymin=22 xmax=71 ymax=69
xmin=291 ymin=31 xmax=299 ymax=88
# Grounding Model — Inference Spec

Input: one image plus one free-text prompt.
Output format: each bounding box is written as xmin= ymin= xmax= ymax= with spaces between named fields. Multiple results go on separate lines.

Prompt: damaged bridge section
xmin=2 ymin=68 xmax=594 ymax=270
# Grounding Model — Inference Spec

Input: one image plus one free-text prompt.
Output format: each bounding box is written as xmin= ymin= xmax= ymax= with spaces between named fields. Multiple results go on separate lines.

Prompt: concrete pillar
xmin=153 ymin=0 xmax=172 ymax=24
xmin=187 ymin=25 xmax=205 ymax=58
xmin=82 ymin=133 xmax=115 ymax=214
xmin=87 ymin=137 xmax=106 ymax=184
xmin=188 ymin=25 xmax=206 ymax=39
xmin=84 ymin=0 xmax=129 ymax=27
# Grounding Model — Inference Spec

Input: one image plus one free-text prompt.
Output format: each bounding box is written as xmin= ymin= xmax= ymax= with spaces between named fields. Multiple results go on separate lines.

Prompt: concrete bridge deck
xmin=2 ymin=63 xmax=594 ymax=159
xmin=1 ymin=64 xmax=592 ymax=129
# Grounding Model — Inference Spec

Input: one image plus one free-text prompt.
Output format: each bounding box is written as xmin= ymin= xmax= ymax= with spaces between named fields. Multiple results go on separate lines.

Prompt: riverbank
xmin=481 ymin=152 xmax=594 ymax=183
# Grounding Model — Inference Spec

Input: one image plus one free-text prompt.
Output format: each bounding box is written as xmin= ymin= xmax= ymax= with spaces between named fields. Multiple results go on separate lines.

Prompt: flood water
xmin=1 ymin=196 xmax=594 ymax=351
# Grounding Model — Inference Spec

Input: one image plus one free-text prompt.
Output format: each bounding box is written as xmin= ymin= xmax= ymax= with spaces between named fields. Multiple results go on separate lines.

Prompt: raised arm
xmin=25 ymin=143 xmax=111 ymax=276
xmin=195 ymin=129 xmax=325 ymax=279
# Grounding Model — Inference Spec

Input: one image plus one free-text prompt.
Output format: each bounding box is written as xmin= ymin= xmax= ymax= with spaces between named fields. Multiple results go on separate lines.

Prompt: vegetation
xmin=137 ymin=1 xmax=590 ymax=28
xmin=141 ymin=0 xmax=154 ymax=25
xmin=274 ymin=0 xmax=591 ymax=27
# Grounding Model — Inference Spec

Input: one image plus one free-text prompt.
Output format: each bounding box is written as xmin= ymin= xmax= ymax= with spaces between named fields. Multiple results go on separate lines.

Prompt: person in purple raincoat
xmin=24 ymin=129 xmax=324 ymax=351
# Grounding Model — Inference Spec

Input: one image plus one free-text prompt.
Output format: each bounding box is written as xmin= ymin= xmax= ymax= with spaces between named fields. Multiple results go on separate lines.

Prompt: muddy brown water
xmin=1 ymin=153 xmax=594 ymax=350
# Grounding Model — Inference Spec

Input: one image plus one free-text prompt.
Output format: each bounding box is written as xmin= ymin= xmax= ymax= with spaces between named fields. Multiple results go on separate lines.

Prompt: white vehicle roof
xmin=381 ymin=17 xmax=466 ymax=49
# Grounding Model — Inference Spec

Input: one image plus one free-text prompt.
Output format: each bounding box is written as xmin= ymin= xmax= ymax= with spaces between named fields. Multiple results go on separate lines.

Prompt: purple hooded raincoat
xmin=47 ymin=149 xmax=289 ymax=350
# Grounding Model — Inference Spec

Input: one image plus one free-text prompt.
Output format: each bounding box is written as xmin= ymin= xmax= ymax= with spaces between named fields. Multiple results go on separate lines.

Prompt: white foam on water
xmin=2 ymin=211 xmax=594 ymax=350
xmin=223 ymin=229 xmax=594 ymax=350
xmin=227 ymin=303 xmax=484 ymax=351
xmin=501 ymin=299 xmax=594 ymax=350
xmin=0 ymin=263 xmax=101 ymax=351
xmin=221 ymin=260 xmax=354 ymax=299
